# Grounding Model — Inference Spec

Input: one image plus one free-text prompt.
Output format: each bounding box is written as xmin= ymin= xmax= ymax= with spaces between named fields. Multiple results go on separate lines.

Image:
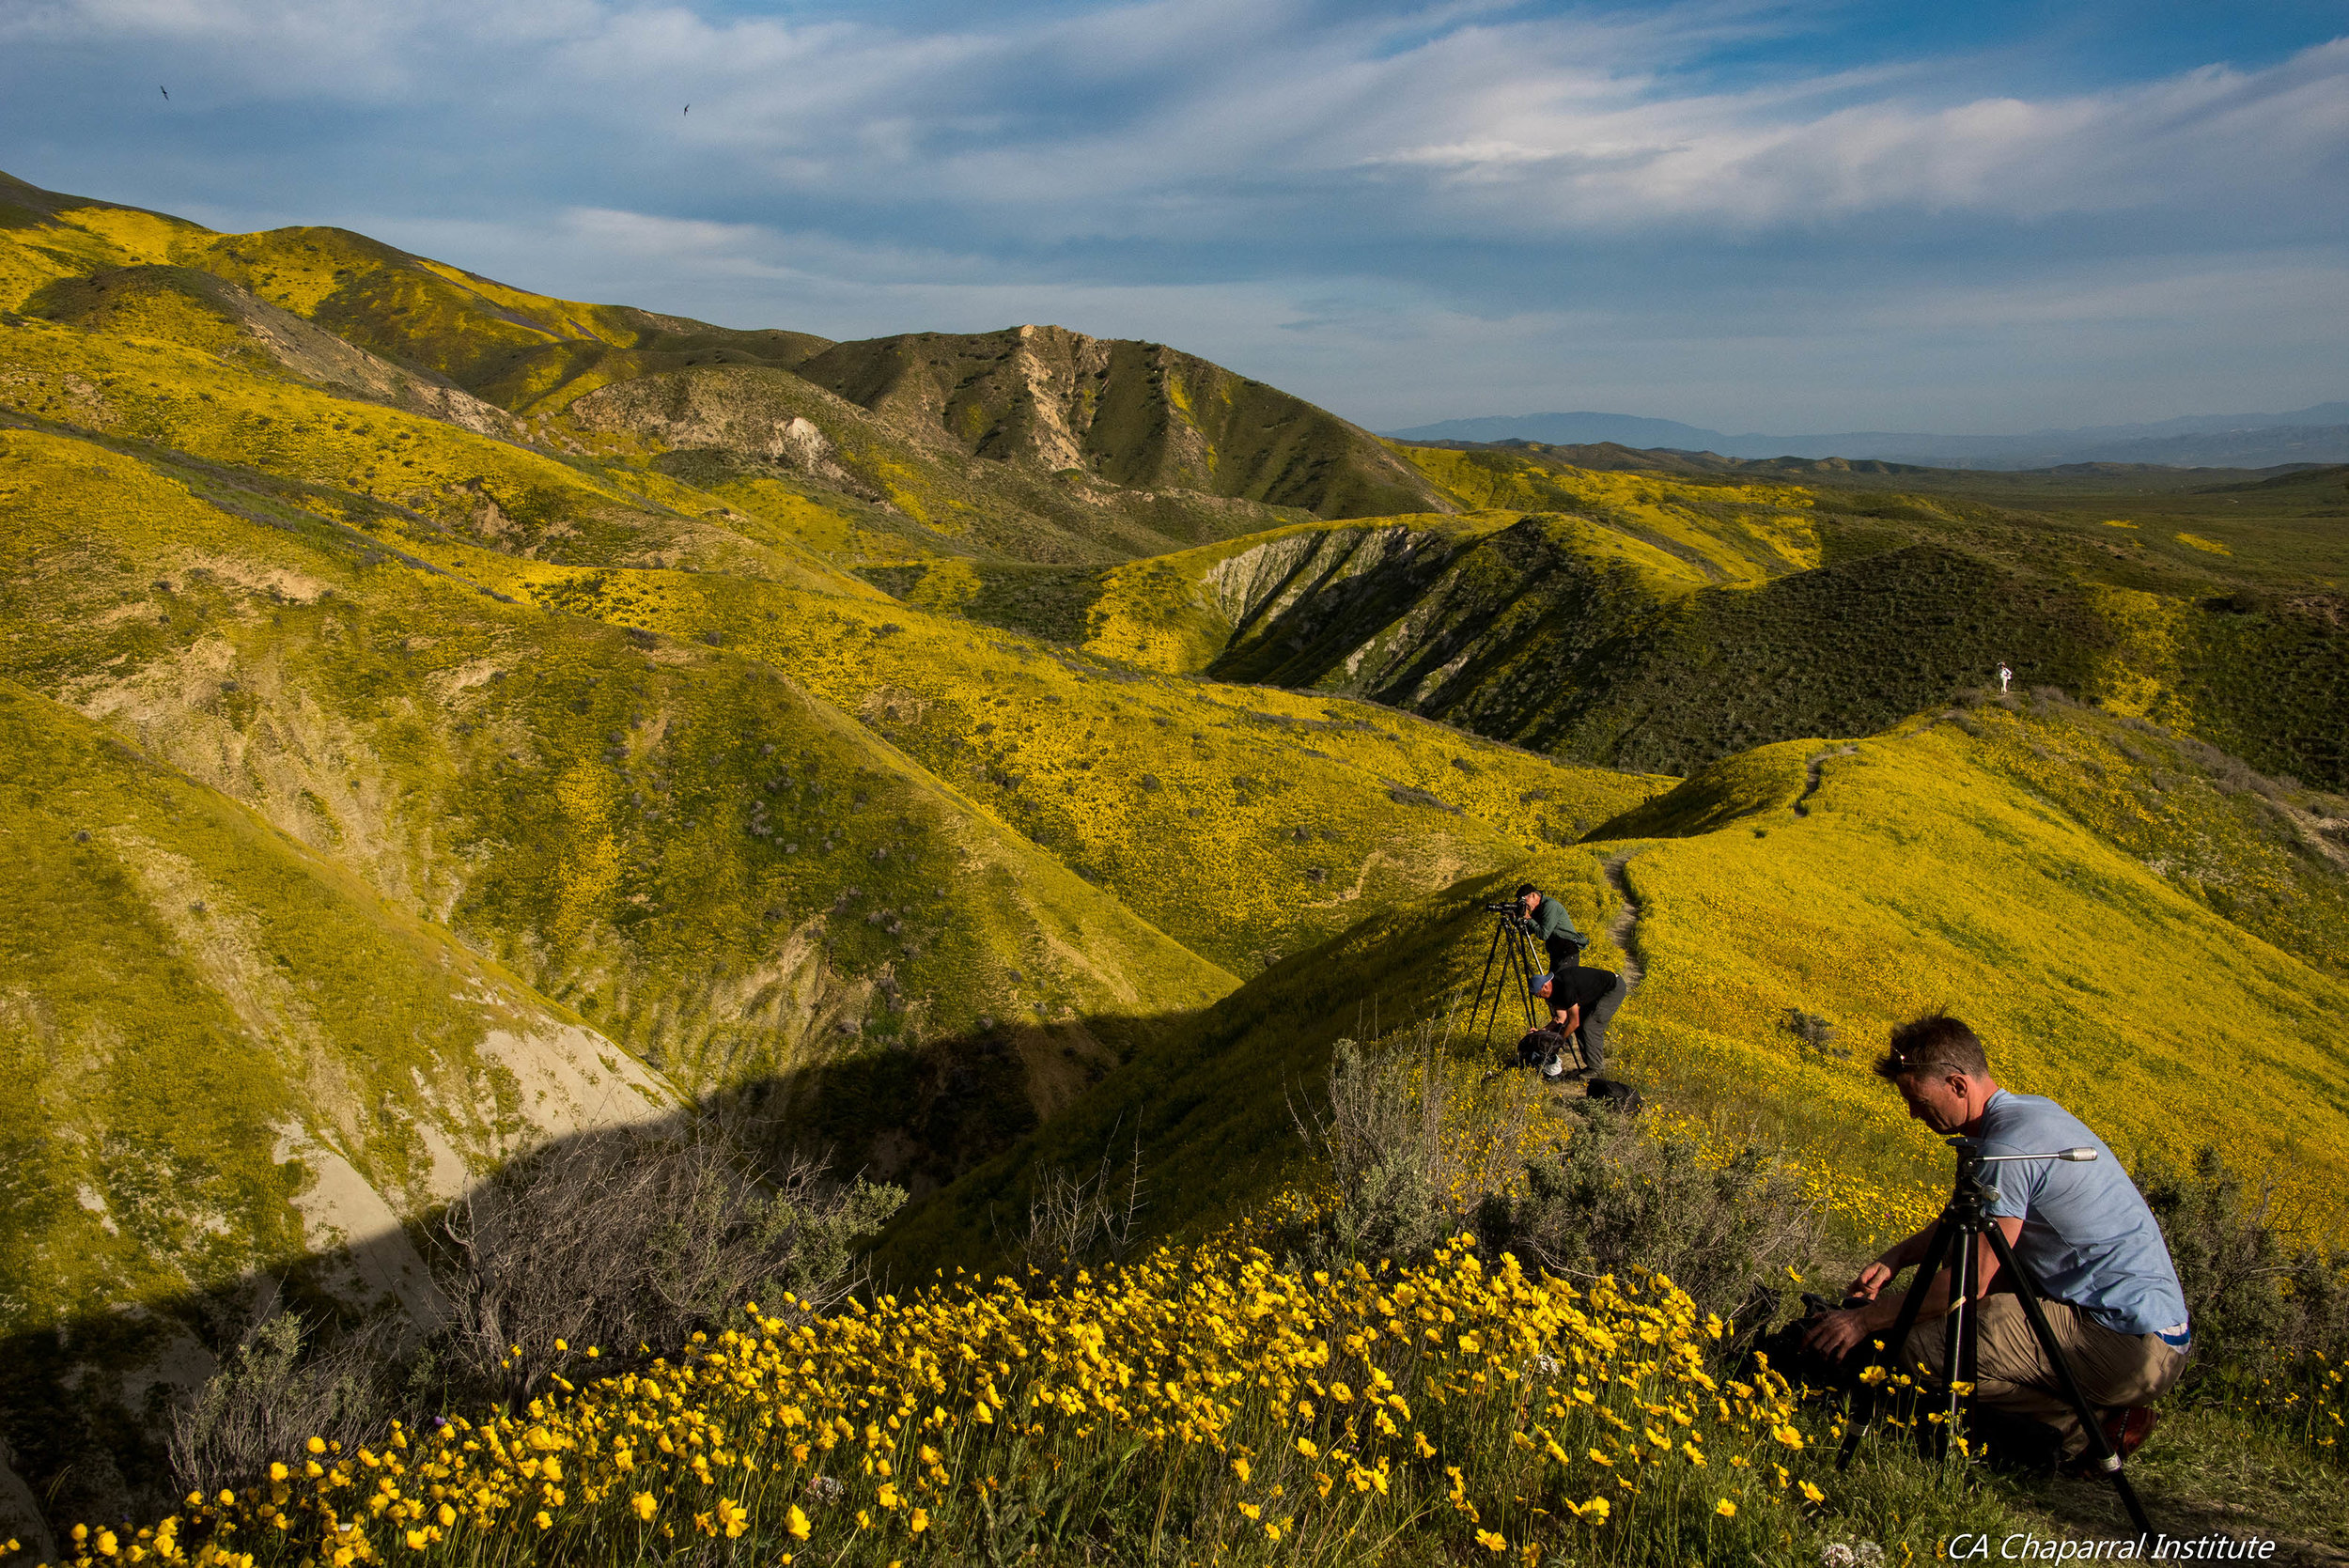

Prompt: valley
xmin=3 ymin=167 xmax=2348 ymax=1562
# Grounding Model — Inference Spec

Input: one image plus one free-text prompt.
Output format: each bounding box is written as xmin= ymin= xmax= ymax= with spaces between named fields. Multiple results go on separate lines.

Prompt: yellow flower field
xmin=14 ymin=1233 xmax=1851 ymax=1568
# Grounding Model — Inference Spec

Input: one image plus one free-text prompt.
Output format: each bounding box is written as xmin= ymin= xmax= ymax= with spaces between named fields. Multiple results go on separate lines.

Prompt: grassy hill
xmin=8 ymin=167 xmax=2349 ymax=1555
xmin=0 ymin=168 xmax=1661 ymax=1491
xmin=888 ymin=689 xmax=2349 ymax=1281
xmin=792 ymin=325 xmax=1452 ymax=521
xmin=1049 ymin=447 xmax=2348 ymax=786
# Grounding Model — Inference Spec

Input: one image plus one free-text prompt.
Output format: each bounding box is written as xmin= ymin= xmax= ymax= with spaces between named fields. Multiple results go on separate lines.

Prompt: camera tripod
xmin=1835 ymin=1137 xmax=2155 ymax=1538
xmin=1465 ymin=904 xmax=1546 ymax=1055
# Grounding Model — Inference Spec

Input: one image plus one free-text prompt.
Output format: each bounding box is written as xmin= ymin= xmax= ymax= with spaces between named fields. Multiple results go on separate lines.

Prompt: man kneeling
xmin=1802 ymin=1015 xmax=2190 ymax=1467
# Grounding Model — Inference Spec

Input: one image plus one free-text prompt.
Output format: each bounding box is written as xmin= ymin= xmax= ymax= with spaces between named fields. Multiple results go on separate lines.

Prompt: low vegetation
xmin=27 ymin=1035 xmax=2349 ymax=1568
xmin=7 ymin=166 xmax=2349 ymax=1560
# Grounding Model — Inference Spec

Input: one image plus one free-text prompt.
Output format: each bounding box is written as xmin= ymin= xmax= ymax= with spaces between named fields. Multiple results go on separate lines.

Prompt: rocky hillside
xmin=791 ymin=325 xmax=1448 ymax=520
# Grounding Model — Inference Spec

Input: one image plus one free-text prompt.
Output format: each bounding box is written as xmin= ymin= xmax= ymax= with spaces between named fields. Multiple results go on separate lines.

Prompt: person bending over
xmin=1528 ymin=964 xmax=1626 ymax=1079
xmin=1515 ymin=881 xmax=1587 ymax=977
xmin=1802 ymin=1015 xmax=2189 ymax=1466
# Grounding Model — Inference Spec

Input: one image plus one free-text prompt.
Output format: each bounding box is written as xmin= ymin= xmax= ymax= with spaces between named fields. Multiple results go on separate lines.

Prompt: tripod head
xmin=1942 ymin=1136 xmax=2096 ymax=1211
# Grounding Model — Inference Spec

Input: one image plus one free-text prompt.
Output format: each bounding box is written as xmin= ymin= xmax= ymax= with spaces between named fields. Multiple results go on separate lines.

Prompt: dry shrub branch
xmin=435 ymin=1117 xmax=906 ymax=1408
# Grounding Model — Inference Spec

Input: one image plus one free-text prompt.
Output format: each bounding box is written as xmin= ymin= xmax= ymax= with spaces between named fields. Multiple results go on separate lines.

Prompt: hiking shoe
xmin=2063 ymin=1408 xmax=2157 ymax=1475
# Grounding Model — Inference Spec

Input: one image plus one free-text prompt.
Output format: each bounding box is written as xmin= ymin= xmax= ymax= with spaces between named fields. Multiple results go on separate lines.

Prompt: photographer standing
xmin=1802 ymin=1016 xmax=2189 ymax=1467
xmin=1515 ymin=881 xmax=1586 ymax=977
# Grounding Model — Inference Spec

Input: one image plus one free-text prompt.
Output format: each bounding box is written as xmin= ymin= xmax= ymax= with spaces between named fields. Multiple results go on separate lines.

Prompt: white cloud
xmin=15 ymin=0 xmax=2348 ymax=235
xmin=7 ymin=0 xmax=2344 ymax=427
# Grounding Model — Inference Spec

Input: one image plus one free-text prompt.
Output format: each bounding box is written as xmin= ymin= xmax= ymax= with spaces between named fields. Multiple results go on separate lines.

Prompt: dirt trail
xmin=1600 ymin=850 xmax=1645 ymax=992
xmin=1796 ymin=743 xmax=1859 ymax=816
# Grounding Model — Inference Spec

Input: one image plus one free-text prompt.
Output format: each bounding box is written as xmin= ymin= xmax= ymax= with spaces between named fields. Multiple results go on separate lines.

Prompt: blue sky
xmin=4 ymin=0 xmax=2345 ymax=432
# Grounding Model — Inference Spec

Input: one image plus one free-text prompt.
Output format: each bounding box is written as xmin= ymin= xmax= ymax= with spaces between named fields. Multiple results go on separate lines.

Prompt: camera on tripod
xmin=1466 ymin=898 xmax=1545 ymax=1048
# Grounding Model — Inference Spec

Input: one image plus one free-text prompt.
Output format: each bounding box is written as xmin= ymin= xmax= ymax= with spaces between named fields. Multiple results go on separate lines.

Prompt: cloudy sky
xmin=5 ymin=0 xmax=2345 ymax=432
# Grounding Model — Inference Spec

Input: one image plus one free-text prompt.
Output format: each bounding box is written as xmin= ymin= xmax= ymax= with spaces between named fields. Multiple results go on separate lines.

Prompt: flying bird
xmin=683 ymin=103 xmax=690 ymax=115
xmin=160 ymin=85 xmax=169 ymax=101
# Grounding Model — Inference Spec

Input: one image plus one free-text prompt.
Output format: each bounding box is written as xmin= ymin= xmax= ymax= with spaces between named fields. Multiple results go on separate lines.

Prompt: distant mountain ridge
xmin=1388 ymin=404 xmax=2349 ymax=470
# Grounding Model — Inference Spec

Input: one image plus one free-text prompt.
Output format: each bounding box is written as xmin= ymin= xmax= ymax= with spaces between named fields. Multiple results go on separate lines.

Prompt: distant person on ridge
xmin=1526 ymin=964 xmax=1626 ymax=1080
xmin=1801 ymin=1015 xmax=2188 ymax=1469
xmin=1514 ymin=881 xmax=1586 ymax=977
xmin=1998 ymin=662 xmax=2014 ymax=693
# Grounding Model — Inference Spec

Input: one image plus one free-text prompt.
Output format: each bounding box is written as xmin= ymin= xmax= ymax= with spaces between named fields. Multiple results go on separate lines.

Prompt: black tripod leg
xmin=1470 ymin=919 xmax=1505 ymax=1048
xmin=1955 ymin=1234 xmax=1982 ymax=1456
xmin=1937 ymin=1222 xmax=1974 ymax=1461
xmin=1980 ymin=1225 xmax=2155 ymax=1538
xmin=1517 ymin=929 xmax=1542 ymax=1033
xmin=1838 ymin=1218 xmax=1957 ymax=1471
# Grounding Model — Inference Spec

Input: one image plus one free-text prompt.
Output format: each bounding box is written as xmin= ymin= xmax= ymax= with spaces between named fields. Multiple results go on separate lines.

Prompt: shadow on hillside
xmin=0 ymin=1007 xmax=1173 ymax=1546
xmin=0 ymin=863 xmax=1533 ymax=1545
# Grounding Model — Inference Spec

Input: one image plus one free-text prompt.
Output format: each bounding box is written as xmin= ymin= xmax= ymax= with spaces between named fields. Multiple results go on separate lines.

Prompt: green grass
xmin=8 ymin=165 xmax=2349 ymax=1559
xmin=890 ymin=696 xmax=2349 ymax=1281
xmin=1068 ymin=488 xmax=2347 ymax=787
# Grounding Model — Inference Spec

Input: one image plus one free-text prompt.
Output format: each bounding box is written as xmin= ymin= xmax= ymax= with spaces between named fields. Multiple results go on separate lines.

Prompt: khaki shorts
xmin=1904 ymin=1294 xmax=2186 ymax=1456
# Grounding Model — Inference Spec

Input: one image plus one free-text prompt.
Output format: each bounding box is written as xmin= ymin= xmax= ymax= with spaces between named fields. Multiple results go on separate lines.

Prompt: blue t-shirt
xmin=1977 ymin=1090 xmax=2188 ymax=1338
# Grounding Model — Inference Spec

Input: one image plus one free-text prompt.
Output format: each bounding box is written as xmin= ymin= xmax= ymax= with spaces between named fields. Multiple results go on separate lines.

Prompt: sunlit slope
xmin=1398 ymin=441 xmax=2348 ymax=788
xmin=1936 ymin=694 xmax=2349 ymax=981
xmin=1398 ymin=447 xmax=1824 ymax=582
xmin=1071 ymin=505 xmax=2101 ymax=774
xmin=0 ymin=315 xmax=865 ymax=590
xmin=0 ymin=171 xmax=214 ymax=310
xmin=434 ymin=548 xmax=1664 ymax=972
xmin=0 ymin=427 xmax=1237 ymax=1194
xmin=0 ymin=287 xmax=1654 ymax=1083
xmin=1591 ymin=708 xmax=2349 ymax=1229
xmin=1066 ymin=470 xmax=2344 ymax=787
xmin=0 ymin=174 xmax=829 ymax=407
xmin=0 ymin=675 xmax=678 ymax=1343
xmin=2 ymin=174 xmax=1440 ymax=570
xmin=892 ymin=700 xmax=2349 ymax=1277
xmin=23 ymin=262 xmax=530 ymax=441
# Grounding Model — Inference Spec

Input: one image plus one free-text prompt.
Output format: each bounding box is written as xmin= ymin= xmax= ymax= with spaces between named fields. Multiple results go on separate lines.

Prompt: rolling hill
xmin=1386 ymin=401 xmax=2349 ymax=469
xmin=6 ymin=166 xmax=2349 ymax=1545
xmin=1052 ymin=444 xmax=2348 ymax=786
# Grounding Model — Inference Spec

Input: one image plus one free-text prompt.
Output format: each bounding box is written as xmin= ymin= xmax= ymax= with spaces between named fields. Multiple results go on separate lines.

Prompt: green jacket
xmin=1528 ymin=895 xmax=1585 ymax=950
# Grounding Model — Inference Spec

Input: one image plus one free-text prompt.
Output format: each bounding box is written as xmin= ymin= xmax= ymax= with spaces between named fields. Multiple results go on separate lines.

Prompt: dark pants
xmin=1573 ymin=974 xmax=1627 ymax=1075
xmin=1545 ymin=936 xmax=1581 ymax=977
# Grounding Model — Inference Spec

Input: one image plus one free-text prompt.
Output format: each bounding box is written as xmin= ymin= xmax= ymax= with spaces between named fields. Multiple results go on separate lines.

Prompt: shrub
xmin=1289 ymin=1031 xmax=1552 ymax=1268
xmin=2139 ymin=1144 xmax=2349 ymax=1454
xmin=166 ymin=1312 xmax=393 ymax=1503
xmin=155 ymin=1115 xmax=908 ymax=1515
xmin=1474 ymin=1106 xmax=1826 ymax=1320
xmin=1012 ymin=1136 xmax=1148 ymax=1284
xmin=434 ymin=1118 xmax=906 ymax=1409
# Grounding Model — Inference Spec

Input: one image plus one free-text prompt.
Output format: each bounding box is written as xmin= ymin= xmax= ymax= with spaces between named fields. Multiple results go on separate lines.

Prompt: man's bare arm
xmin=1804 ymin=1219 xmax=2021 ymax=1359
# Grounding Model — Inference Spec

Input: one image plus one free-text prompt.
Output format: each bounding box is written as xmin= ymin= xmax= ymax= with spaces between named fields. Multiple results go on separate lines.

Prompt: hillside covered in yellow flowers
xmin=4 ymin=166 xmax=2349 ymax=1558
